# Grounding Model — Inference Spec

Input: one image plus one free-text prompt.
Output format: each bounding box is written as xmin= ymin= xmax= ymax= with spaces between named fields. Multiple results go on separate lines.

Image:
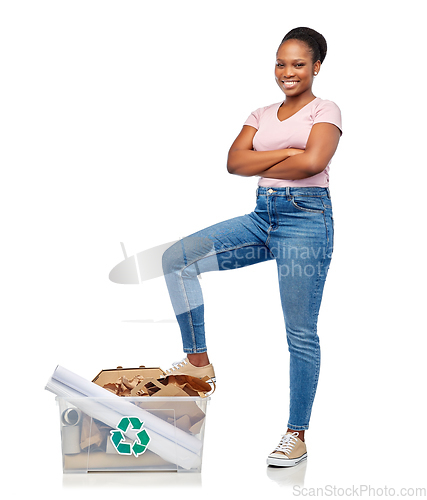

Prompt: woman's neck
xmin=282 ymin=90 xmax=316 ymax=108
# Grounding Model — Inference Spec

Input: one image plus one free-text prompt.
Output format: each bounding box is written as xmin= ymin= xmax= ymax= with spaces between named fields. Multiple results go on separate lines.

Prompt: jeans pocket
xmin=291 ymin=196 xmax=325 ymax=214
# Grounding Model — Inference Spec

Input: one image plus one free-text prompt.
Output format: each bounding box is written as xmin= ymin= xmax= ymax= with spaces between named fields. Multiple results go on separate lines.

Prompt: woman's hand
xmin=286 ymin=148 xmax=305 ymax=157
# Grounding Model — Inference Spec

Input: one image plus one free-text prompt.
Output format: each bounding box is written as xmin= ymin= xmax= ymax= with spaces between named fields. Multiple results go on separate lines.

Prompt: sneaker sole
xmin=163 ymin=374 xmax=216 ymax=381
xmin=266 ymin=453 xmax=307 ymax=467
xmin=163 ymin=374 xmax=216 ymax=388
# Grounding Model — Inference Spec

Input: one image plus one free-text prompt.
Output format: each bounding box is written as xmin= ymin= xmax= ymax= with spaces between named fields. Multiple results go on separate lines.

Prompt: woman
xmin=162 ymin=27 xmax=342 ymax=467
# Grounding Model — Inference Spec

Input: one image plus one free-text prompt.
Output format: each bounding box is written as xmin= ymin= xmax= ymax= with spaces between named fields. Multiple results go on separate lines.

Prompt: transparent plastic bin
xmin=55 ymin=396 xmax=210 ymax=473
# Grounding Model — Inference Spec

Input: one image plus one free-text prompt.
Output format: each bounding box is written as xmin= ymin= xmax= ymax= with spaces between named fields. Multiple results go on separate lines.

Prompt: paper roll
xmin=61 ymin=408 xmax=82 ymax=455
xmin=61 ymin=426 xmax=81 ymax=455
xmin=61 ymin=408 xmax=82 ymax=426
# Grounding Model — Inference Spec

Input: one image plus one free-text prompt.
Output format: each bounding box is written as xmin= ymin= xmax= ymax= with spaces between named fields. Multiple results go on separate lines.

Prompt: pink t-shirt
xmin=244 ymin=97 xmax=342 ymax=187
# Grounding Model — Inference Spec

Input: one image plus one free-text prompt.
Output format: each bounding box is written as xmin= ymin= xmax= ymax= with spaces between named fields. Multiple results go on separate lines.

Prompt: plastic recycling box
xmin=56 ymin=396 xmax=210 ymax=473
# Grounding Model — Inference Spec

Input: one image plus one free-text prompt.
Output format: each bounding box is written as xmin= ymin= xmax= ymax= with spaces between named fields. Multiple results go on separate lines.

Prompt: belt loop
xmin=285 ymin=187 xmax=291 ymax=198
xmin=326 ymin=187 xmax=331 ymax=199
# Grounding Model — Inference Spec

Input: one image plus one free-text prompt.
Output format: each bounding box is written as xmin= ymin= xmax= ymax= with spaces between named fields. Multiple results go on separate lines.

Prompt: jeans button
xmin=267 ymin=189 xmax=274 ymax=194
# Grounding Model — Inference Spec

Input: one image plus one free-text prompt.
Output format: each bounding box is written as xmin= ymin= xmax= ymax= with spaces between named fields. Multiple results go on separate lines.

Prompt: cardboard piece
xmin=92 ymin=366 xmax=212 ymax=398
xmin=80 ymin=415 xmax=110 ymax=451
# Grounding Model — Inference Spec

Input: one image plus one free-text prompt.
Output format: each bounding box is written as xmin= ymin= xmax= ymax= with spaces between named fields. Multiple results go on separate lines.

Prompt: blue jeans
xmin=162 ymin=186 xmax=334 ymax=430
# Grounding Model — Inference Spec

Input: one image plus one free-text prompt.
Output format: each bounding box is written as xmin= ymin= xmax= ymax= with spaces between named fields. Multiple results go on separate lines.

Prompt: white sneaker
xmin=164 ymin=357 xmax=216 ymax=382
xmin=267 ymin=432 xmax=307 ymax=467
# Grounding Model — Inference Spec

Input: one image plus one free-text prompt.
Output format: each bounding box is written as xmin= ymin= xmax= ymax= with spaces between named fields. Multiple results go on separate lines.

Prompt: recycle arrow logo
xmin=109 ymin=416 xmax=151 ymax=457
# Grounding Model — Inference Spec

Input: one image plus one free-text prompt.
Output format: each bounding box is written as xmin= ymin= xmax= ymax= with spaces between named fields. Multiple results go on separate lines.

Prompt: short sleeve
xmin=313 ymin=100 xmax=342 ymax=135
xmin=244 ymin=107 xmax=265 ymax=130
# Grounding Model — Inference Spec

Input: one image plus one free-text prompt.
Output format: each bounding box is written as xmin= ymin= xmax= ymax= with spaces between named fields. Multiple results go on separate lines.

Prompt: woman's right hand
xmin=286 ymin=148 xmax=305 ymax=156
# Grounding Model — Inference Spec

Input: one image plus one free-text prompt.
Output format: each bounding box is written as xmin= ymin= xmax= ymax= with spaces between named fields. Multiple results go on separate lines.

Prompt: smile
xmin=282 ymin=80 xmax=299 ymax=88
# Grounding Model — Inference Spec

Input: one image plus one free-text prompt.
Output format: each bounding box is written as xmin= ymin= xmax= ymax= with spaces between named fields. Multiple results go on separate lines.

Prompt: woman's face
xmin=275 ymin=40 xmax=320 ymax=98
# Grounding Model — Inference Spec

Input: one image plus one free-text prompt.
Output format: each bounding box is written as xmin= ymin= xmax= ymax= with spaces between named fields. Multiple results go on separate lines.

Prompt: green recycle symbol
xmin=110 ymin=416 xmax=151 ymax=457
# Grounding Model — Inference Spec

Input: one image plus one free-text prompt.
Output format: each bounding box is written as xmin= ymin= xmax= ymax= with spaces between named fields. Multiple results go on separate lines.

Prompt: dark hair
xmin=279 ymin=27 xmax=327 ymax=64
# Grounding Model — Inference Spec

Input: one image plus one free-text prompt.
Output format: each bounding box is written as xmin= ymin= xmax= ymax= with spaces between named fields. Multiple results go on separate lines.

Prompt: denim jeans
xmin=162 ymin=186 xmax=334 ymax=430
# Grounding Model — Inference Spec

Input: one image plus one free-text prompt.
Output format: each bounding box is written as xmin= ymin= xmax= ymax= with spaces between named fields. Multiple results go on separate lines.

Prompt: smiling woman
xmin=227 ymin=27 xmax=341 ymax=182
xmin=161 ymin=26 xmax=342 ymax=470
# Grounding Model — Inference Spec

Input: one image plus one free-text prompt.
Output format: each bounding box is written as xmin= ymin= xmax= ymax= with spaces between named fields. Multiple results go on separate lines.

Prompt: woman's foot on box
xmin=164 ymin=357 xmax=216 ymax=382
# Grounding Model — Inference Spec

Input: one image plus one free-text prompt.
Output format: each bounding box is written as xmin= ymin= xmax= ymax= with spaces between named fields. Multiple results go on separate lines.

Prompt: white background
xmin=2 ymin=0 xmax=426 ymax=498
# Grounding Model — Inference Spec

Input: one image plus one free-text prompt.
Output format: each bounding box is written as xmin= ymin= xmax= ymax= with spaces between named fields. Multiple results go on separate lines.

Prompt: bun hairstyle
xmin=280 ymin=27 xmax=327 ymax=64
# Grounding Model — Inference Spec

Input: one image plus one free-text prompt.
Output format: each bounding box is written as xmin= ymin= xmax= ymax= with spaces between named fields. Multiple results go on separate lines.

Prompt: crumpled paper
xmin=103 ymin=375 xmax=145 ymax=397
xmin=80 ymin=415 xmax=110 ymax=451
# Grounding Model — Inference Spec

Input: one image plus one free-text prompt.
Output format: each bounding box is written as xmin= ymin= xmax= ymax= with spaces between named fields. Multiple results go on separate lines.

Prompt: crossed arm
xmin=226 ymin=122 xmax=341 ymax=180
